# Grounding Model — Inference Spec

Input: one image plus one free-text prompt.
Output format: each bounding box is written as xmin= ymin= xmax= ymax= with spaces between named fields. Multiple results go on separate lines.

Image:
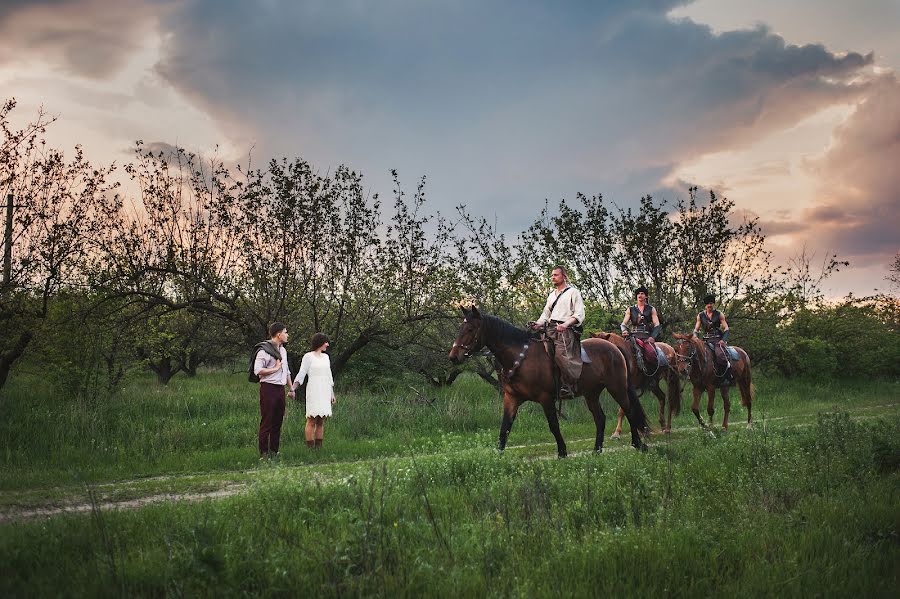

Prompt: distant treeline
xmin=1 ymin=98 xmax=898 ymax=398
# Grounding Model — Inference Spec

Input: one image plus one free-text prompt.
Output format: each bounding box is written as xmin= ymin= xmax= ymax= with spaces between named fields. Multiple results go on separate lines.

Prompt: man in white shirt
xmin=530 ymin=266 xmax=586 ymax=398
xmin=253 ymin=322 xmax=295 ymax=458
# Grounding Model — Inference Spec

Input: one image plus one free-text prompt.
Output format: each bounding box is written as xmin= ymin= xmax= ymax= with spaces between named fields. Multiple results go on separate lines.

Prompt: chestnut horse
xmin=593 ymin=332 xmax=681 ymax=433
xmin=448 ymin=307 xmax=649 ymax=456
xmin=671 ymin=333 xmax=754 ymax=430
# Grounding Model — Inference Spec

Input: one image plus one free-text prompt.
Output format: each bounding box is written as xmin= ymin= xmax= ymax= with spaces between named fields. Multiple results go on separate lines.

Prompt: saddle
xmin=704 ymin=340 xmax=738 ymax=381
xmin=631 ymin=337 xmax=667 ymax=374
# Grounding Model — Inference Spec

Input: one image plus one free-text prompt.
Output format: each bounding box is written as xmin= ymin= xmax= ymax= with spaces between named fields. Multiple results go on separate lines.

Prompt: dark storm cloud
xmin=2 ymin=0 xmax=890 ymax=239
xmin=138 ymin=0 xmax=877 ymax=229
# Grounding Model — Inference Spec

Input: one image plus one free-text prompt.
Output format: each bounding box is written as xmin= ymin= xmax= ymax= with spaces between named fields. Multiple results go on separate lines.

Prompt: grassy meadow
xmin=0 ymin=370 xmax=898 ymax=597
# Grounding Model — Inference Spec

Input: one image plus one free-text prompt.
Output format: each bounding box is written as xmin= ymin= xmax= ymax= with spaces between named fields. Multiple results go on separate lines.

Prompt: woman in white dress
xmin=291 ymin=333 xmax=336 ymax=449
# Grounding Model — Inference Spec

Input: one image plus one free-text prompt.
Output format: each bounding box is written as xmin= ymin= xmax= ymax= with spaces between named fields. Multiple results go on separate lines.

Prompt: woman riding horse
xmin=673 ymin=295 xmax=753 ymax=430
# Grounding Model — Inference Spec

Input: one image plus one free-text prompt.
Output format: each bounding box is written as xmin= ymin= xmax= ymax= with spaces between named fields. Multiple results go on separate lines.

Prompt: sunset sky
xmin=2 ymin=0 xmax=898 ymax=296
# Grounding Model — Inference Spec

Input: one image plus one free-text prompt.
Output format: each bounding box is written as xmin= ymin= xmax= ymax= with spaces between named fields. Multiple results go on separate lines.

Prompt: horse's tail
xmin=742 ymin=382 xmax=755 ymax=408
xmin=667 ymin=366 xmax=682 ymax=417
xmin=739 ymin=351 xmax=753 ymax=408
xmin=631 ymin=388 xmax=651 ymax=436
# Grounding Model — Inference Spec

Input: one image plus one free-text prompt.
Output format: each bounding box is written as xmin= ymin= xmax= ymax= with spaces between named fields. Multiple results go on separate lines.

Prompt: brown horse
xmin=671 ymin=333 xmax=754 ymax=430
xmin=448 ymin=307 xmax=649 ymax=456
xmin=593 ymin=332 xmax=681 ymax=434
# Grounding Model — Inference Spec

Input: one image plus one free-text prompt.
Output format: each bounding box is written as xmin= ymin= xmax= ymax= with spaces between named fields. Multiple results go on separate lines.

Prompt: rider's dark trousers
xmin=547 ymin=326 xmax=582 ymax=386
xmin=259 ymin=382 xmax=286 ymax=455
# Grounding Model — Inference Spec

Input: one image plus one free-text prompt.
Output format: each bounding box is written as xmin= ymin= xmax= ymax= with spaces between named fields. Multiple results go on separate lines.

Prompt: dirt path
xmin=2 ymin=403 xmax=896 ymax=524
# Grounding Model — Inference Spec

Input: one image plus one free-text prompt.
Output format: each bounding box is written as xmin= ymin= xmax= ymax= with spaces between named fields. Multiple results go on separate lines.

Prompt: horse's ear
xmin=460 ymin=306 xmax=470 ymax=317
xmin=471 ymin=306 xmax=482 ymax=319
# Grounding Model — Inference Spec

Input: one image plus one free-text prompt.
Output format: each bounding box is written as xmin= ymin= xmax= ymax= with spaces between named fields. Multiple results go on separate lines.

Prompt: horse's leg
xmin=584 ymin=393 xmax=606 ymax=452
xmin=497 ymin=392 xmax=521 ymax=452
xmin=612 ymin=406 xmax=624 ymax=439
xmin=617 ymin=388 xmax=648 ymax=452
xmin=542 ymin=399 xmax=567 ymax=458
xmin=651 ymin=382 xmax=667 ymax=432
xmin=720 ymin=386 xmax=731 ymax=431
xmin=706 ymin=385 xmax=716 ymax=427
xmin=691 ymin=385 xmax=706 ymax=428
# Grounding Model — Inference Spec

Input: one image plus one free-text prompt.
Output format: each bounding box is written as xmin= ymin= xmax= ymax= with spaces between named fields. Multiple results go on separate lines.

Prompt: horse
xmin=671 ymin=333 xmax=754 ymax=430
xmin=593 ymin=332 xmax=681 ymax=434
xmin=448 ymin=306 xmax=650 ymax=456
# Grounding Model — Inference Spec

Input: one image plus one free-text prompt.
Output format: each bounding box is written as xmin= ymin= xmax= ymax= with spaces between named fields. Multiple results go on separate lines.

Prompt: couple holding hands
xmin=253 ymin=322 xmax=336 ymax=458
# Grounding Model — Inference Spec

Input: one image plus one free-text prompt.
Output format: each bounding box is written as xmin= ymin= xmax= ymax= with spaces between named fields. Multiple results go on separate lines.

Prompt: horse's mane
xmin=481 ymin=314 xmax=533 ymax=346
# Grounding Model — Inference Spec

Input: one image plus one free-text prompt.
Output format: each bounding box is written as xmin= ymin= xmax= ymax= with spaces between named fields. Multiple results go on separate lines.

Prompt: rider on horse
xmin=694 ymin=294 xmax=732 ymax=381
xmin=621 ymin=286 xmax=661 ymax=373
xmin=530 ymin=266 xmax=585 ymax=399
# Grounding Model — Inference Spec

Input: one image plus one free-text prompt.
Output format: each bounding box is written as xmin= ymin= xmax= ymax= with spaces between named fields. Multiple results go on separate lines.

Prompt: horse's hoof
xmin=594 ymin=447 xmax=603 ymax=454
xmin=558 ymin=452 xmax=567 ymax=459
xmin=610 ymin=431 xmax=620 ymax=440
xmin=663 ymin=428 xmax=671 ymax=435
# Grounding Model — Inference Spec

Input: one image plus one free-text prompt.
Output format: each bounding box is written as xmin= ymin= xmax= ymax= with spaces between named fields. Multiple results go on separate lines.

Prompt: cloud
xmin=135 ymin=1 xmax=881 ymax=228
xmin=803 ymin=74 xmax=900 ymax=263
xmin=3 ymin=0 xmax=893 ymax=250
xmin=0 ymin=0 xmax=168 ymax=78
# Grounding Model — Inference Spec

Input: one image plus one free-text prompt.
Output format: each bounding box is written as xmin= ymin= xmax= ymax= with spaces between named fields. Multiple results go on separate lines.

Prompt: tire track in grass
xmin=2 ymin=402 xmax=896 ymax=523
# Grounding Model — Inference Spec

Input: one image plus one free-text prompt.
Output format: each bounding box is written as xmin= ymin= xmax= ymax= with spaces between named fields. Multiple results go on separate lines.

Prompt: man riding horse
xmin=620 ymin=285 xmax=661 ymax=373
xmin=694 ymin=294 xmax=732 ymax=382
xmin=530 ymin=266 xmax=585 ymax=399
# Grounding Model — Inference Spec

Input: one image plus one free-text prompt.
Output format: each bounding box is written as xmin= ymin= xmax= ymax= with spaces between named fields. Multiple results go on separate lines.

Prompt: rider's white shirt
xmin=536 ymin=286 xmax=585 ymax=326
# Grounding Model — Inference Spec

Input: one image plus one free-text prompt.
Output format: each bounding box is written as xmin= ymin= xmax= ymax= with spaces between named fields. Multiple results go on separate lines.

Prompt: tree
xmin=518 ymin=188 xmax=777 ymax=336
xmin=0 ymin=98 xmax=120 ymax=395
xmin=97 ymin=146 xmax=459 ymax=379
xmin=888 ymin=252 xmax=900 ymax=293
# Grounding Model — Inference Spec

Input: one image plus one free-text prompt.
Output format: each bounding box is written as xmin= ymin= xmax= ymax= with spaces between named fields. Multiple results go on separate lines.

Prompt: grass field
xmin=0 ymin=371 xmax=898 ymax=597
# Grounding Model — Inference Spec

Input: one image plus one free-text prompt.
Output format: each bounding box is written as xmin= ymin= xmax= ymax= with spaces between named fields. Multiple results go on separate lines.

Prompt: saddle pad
xmin=725 ymin=346 xmax=739 ymax=361
xmin=655 ymin=346 xmax=669 ymax=369
xmin=581 ymin=346 xmax=592 ymax=364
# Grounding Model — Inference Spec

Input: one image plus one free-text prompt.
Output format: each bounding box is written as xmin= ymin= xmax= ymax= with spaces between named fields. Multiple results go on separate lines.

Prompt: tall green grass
xmin=1 ymin=413 xmax=897 ymax=597
xmin=0 ymin=369 xmax=897 ymax=490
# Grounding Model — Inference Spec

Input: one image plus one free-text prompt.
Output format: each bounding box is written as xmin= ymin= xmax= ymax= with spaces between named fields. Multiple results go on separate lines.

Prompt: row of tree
xmin=1 ymin=98 xmax=898 ymax=400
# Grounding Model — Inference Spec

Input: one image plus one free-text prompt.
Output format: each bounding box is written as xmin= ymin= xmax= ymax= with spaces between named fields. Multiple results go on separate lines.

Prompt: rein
xmin=453 ymin=316 xmax=534 ymax=382
xmin=674 ymin=339 xmax=699 ymax=378
xmin=676 ymin=338 xmax=730 ymax=379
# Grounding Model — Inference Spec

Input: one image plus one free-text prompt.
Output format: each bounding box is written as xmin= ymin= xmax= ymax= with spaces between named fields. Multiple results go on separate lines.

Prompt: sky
xmin=1 ymin=0 xmax=898 ymax=297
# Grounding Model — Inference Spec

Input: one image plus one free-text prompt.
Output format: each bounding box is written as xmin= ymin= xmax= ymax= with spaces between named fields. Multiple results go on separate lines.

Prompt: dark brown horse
xmin=593 ymin=332 xmax=681 ymax=434
xmin=448 ymin=307 xmax=649 ymax=456
xmin=671 ymin=333 xmax=754 ymax=430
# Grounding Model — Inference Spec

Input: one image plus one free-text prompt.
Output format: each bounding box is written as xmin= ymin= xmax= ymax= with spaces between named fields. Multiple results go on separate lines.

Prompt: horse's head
xmin=671 ymin=333 xmax=700 ymax=376
xmin=448 ymin=305 xmax=485 ymax=364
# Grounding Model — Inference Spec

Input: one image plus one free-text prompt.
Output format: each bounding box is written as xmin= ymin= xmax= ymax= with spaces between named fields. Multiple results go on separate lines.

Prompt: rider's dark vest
xmin=699 ymin=310 xmax=723 ymax=339
xmin=629 ymin=304 xmax=654 ymax=337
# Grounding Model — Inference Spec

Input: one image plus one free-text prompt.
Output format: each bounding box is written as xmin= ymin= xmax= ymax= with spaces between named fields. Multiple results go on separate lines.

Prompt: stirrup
xmin=559 ymin=385 xmax=576 ymax=400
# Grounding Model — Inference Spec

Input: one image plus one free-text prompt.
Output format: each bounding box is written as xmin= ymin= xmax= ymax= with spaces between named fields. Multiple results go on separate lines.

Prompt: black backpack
xmin=248 ymin=341 xmax=283 ymax=383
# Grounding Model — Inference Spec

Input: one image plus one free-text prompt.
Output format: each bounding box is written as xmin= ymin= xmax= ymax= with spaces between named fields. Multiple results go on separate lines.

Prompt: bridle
xmin=674 ymin=338 xmax=699 ymax=378
xmin=452 ymin=317 xmax=485 ymax=359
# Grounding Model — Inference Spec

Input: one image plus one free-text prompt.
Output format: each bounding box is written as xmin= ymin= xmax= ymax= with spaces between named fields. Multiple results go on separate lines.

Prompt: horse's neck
xmin=482 ymin=320 xmax=533 ymax=369
xmin=484 ymin=336 xmax=526 ymax=370
xmin=696 ymin=340 xmax=712 ymax=372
